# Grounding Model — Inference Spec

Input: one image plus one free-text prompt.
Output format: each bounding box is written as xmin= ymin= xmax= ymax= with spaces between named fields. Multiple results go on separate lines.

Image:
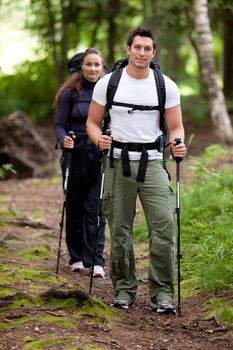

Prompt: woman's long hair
xmin=53 ymin=48 xmax=105 ymax=110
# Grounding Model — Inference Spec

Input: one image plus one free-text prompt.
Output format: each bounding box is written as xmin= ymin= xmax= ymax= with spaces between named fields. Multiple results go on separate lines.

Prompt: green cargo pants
xmin=103 ymin=158 xmax=175 ymax=304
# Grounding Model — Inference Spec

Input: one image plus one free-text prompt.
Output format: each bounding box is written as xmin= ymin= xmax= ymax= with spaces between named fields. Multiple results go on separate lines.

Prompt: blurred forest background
xmin=0 ymin=0 xmax=233 ymax=142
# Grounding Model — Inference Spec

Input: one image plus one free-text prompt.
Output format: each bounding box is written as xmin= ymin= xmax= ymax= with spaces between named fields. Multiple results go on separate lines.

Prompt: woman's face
xmin=81 ymin=53 xmax=103 ymax=82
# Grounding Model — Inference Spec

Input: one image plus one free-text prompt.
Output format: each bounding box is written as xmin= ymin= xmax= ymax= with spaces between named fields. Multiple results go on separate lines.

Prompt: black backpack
xmin=102 ymin=58 xmax=167 ymax=144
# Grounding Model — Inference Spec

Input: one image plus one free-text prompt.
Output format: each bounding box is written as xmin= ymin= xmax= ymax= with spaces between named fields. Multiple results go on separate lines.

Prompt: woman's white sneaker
xmin=71 ymin=261 xmax=85 ymax=272
xmin=92 ymin=265 xmax=105 ymax=278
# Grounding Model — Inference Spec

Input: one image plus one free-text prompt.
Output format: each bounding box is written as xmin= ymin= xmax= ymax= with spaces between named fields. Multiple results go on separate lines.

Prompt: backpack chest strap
xmin=111 ymin=101 xmax=160 ymax=113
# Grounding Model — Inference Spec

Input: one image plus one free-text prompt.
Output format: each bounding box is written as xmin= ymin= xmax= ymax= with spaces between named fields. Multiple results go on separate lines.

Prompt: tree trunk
xmin=107 ymin=0 xmax=119 ymax=68
xmin=142 ymin=0 xmax=160 ymax=62
xmin=223 ymin=12 xmax=233 ymax=98
xmin=90 ymin=2 xmax=103 ymax=47
xmin=45 ymin=0 xmax=62 ymax=87
xmin=60 ymin=0 xmax=69 ymax=81
xmin=142 ymin=0 xmax=158 ymax=31
xmin=194 ymin=0 xmax=233 ymax=144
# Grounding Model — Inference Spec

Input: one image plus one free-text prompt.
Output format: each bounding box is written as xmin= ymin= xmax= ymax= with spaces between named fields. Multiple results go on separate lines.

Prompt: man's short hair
xmin=126 ymin=27 xmax=156 ymax=50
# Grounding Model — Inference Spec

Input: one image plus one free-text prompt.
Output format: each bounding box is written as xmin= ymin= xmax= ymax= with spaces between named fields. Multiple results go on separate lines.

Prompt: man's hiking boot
xmin=71 ymin=261 xmax=85 ymax=272
xmin=151 ymin=300 xmax=176 ymax=315
xmin=111 ymin=298 xmax=131 ymax=310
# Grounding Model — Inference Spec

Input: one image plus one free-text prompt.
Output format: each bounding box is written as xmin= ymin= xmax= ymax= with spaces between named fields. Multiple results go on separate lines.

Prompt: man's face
xmin=126 ymin=35 xmax=155 ymax=69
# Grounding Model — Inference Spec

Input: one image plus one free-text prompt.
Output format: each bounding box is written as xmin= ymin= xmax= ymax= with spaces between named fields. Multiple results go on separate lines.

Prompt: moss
xmin=138 ymin=260 xmax=149 ymax=270
xmin=0 ymin=286 xmax=17 ymax=298
xmin=28 ymin=279 xmax=66 ymax=297
xmin=18 ymin=268 xmax=59 ymax=283
xmin=0 ymin=266 xmax=17 ymax=285
xmin=35 ymin=316 xmax=77 ymax=329
xmin=30 ymin=208 xmax=47 ymax=215
xmin=24 ymin=337 xmax=77 ymax=350
xmin=0 ymin=265 xmax=64 ymax=291
xmin=0 ymin=208 xmax=17 ymax=218
xmin=41 ymin=296 xmax=79 ymax=311
xmin=0 ymin=194 xmax=9 ymax=201
xmin=23 ymin=336 xmax=102 ymax=350
xmin=0 ymin=316 xmax=31 ymax=330
xmin=9 ymin=296 xmax=34 ymax=309
xmin=32 ymin=177 xmax=60 ymax=187
xmin=75 ymin=298 xmax=119 ymax=327
xmin=0 ymin=273 xmax=13 ymax=286
xmin=19 ymin=245 xmax=54 ymax=261
xmin=40 ymin=294 xmax=118 ymax=328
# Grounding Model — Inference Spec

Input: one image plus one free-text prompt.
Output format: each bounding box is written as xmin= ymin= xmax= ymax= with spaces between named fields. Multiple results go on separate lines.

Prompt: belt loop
xmin=136 ymin=146 xmax=148 ymax=182
xmin=121 ymin=144 xmax=131 ymax=177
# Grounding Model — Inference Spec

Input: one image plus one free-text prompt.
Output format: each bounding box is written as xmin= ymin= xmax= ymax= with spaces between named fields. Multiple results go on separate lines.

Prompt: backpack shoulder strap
xmin=150 ymin=61 xmax=167 ymax=144
xmin=103 ymin=59 xmax=127 ymax=132
xmin=150 ymin=60 xmax=166 ymax=110
xmin=106 ymin=68 xmax=124 ymax=110
xmin=106 ymin=58 xmax=128 ymax=110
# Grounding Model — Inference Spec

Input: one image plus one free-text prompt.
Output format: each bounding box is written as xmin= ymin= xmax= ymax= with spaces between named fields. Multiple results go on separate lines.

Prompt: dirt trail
xmin=0 ymin=176 xmax=232 ymax=350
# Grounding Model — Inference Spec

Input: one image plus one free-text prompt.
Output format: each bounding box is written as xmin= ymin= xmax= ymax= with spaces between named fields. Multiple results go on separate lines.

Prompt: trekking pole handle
xmin=174 ymin=138 xmax=182 ymax=145
xmin=103 ymin=129 xmax=111 ymax=136
xmin=68 ymin=130 xmax=76 ymax=143
xmin=174 ymin=138 xmax=182 ymax=162
xmin=102 ymin=129 xmax=111 ymax=154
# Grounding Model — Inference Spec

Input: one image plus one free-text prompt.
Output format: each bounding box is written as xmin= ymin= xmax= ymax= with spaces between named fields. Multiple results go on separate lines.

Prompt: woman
xmin=54 ymin=48 xmax=106 ymax=278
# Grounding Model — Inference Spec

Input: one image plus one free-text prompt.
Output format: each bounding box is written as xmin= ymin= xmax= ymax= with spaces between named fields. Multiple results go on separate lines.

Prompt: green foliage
xmin=0 ymin=164 xmax=17 ymax=180
xmin=205 ymin=297 xmax=233 ymax=327
xmin=181 ymin=145 xmax=233 ymax=294
xmin=0 ymin=59 xmax=56 ymax=122
xmin=181 ymin=95 xmax=210 ymax=126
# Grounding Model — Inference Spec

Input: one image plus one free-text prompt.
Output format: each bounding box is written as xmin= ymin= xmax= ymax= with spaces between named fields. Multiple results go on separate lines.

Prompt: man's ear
xmin=125 ymin=44 xmax=130 ymax=56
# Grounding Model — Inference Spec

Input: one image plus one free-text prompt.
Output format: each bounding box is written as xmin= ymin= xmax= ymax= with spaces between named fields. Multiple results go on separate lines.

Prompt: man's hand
xmin=171 ymin=139 xmax=187 ymax=159
xmin=98 ymin=134 xmax=112 ymax=152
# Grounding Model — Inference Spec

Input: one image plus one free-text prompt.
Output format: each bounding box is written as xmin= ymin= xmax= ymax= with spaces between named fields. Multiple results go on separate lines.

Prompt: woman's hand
xmin=63 ymin=135 xmax=76 ymax=149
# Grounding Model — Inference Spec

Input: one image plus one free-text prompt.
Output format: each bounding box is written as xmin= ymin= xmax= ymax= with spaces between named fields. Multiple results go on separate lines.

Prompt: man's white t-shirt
xmin=92 ymin=68 xmax=180 ymax=160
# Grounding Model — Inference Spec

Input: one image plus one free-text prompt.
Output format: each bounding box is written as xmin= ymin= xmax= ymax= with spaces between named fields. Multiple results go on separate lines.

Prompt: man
xmin=86 ymin=27 xmax=187 ymax=314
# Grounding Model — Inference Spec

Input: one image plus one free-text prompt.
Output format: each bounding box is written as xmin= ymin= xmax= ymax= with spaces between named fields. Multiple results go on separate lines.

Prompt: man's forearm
xmin=169 ymin=127 xmax=185 ymax=144
xmin=87 ymin=121 xmax=102 ymax=147
xmin=87 ymin=100 xmax=107 ymax=147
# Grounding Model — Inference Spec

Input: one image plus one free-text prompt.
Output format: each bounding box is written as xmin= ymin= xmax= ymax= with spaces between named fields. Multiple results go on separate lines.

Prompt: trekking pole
xmin=89 ymin=129 xmax=111 ymax=295
xmin=56 ymin=131 xmax=74 ymax=275
xmin=174 ymin=138 xmax=182 ymax=316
